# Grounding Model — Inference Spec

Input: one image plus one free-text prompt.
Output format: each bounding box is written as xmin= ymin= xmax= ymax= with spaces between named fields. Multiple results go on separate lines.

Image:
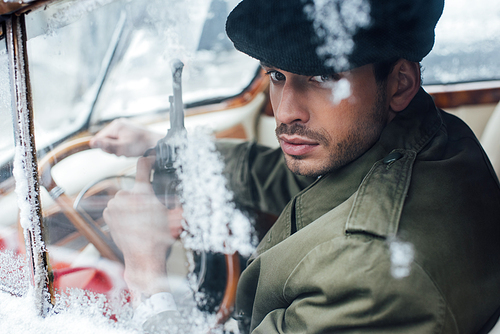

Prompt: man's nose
xmin=274 ymin=82 xmax=310 ymax=125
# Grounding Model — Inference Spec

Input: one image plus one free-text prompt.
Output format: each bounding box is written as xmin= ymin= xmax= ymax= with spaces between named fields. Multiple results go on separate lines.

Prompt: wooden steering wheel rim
xmin=38 ymin=136 xmax=121 ymax=261
xmin=38 ymin=136 xmax=240 ymax=324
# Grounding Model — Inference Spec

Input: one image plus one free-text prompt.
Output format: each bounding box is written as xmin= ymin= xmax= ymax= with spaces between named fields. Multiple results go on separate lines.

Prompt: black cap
xmin=226 ymin=0 xmax=444 ymax=75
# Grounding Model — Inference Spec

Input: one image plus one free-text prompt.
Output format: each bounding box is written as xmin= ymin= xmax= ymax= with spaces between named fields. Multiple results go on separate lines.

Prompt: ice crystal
xmin=174 ymin=128 xmax=257 ymax=257
xmin=0 ymin=289 xmax=138 ymax=334
xmin=303 ymin=0 xmax=371 ymax=72
xmin=12 ymin=145 xmax=35 ymax=230
xmin=0 ymin=250 xmax=29 ymax=297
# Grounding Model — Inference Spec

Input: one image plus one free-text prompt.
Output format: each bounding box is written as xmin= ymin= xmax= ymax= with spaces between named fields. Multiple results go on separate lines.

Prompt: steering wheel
xmin=37 ymin=136 xmax=240 ymax=324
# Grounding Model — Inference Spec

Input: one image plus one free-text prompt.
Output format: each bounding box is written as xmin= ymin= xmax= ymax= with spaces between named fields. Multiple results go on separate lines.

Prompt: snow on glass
xmin=0 ymin=274 xmax=138 ymax=334
xmin=12 ymin=146 xmax=37 ymax=231
xmin=7 ymin=14 xmax=55 ymax=318
xmin=8 ymin=47 xmax=135 ymax=326
xmin=304 ymin=0 xmax=370 ymax=72
xmin=0 ymin=248 xmax=230 ymax=333
xmin=3 ymin=129 xmax=251 ymax=333
xmin=304 ymin=0 xmax=370 ymax=104
xmin=0 ymin=251 xmax=29 ymax=297
xmin=2 ymin=1 xmax=244 ymax=332
xmin=175 ymin=129 xmax=256 ymax=257
xmin=1 ymin=0 xmax=422 ymax=331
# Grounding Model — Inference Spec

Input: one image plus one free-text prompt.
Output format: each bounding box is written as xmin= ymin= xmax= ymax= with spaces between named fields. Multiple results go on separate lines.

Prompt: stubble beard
xmin=276 ymin=87 xmax=389 ymax=178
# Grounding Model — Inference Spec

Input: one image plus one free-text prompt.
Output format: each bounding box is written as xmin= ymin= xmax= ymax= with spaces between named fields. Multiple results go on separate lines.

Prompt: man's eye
xmin=267 ymin=71 xmax=286 ymax=82
xmin=311 ymin=74 xmax=339 ymax=83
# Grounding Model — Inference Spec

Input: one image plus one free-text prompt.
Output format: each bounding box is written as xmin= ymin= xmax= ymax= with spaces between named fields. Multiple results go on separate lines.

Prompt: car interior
xmin=0 ymin=0 xmax=499 ymax=331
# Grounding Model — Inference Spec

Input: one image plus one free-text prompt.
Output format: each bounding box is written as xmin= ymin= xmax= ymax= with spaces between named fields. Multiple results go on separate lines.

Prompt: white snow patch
xmin=12 ymin=145 xmax=35 ymax=230
xmin=0 ymin=289 xmax=138 ymax=334
xmin=388 ymin=237 xmax=415 ymax=279
xmin=0 ymin=250 xmax=29 ymax=297
xmin=304 ymin=0 xmax=371 ymax=72
xmin=174 ymin=128 xmax=257 ymax=257
xmin=0 ymin=251 xmax=136 ymax=333
xmin=330 ymin=78 xmax=351 ymax=105
xmin=0 ymin=250 xmax=229 ymax=333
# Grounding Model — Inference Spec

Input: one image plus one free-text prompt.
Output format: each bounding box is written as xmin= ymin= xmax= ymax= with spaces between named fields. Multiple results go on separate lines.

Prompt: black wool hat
xmin=226 ymin=0 xmax=444 ymax=76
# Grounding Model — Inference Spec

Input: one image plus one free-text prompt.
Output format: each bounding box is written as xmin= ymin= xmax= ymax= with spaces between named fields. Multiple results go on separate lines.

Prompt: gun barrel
xmin=170 ymin=59 xmax=185 ymax=134
xmin=150 ymin=59 xmax=186 ymax=207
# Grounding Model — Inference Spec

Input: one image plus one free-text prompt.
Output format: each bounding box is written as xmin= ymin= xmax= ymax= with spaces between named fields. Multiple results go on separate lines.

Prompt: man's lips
xmin=279 ymin=135 xmax=319 ymax=156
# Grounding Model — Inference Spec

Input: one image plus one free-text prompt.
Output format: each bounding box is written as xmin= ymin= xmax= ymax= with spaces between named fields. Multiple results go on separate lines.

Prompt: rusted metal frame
xmin=38 ymin=137 xmax=123 ymax=262
xmin=5 ymin=13 xmax=53 ymax=314
xmin=15 ymin=0 xmax=58 ymax=16
xmin=0 ymin=0 xmax=56 ymax=17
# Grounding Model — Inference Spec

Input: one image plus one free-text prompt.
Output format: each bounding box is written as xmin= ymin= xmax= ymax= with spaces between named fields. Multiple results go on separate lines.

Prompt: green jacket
xmin=218 ymin=89 xmax=500 ymax=333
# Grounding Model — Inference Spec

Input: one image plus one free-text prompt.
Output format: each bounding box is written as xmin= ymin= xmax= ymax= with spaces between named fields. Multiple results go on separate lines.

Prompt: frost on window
xmin=303 ymin=0 xmax=371 ymax=73
xmin=175 ymin=128 xmax=257 ymax=257
xmin=0 ymin=251 xmax=29 ymax=297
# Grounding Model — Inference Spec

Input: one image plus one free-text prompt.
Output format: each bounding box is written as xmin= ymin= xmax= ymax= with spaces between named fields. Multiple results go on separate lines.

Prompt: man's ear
xmin=387 ymin=60 xmax=421 ymax=112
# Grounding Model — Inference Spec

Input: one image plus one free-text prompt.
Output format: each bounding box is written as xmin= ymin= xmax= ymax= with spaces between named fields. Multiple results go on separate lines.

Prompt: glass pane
xmin=422 ymin=0 xmax=500 ymax=85
xmin=26 ymin=0 xmax=124 ymax=150
xmin=91 ymin=0 xmax=259 ymax=121
xmin=4 ymin=0 xmax=259 ymax=330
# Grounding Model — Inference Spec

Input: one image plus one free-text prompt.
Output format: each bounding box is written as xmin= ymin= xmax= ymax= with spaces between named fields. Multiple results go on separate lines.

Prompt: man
xmin=92 ymin=0 xmax=500 ymax=332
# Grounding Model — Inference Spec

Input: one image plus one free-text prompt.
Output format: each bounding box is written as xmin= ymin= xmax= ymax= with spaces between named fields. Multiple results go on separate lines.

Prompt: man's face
xmin=264 ymin=63 xmax=393 ymax=177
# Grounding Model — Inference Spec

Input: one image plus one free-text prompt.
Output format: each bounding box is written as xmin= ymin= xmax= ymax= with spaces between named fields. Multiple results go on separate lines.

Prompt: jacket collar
xmin=345 ymin=88 xmax=442 ymax=237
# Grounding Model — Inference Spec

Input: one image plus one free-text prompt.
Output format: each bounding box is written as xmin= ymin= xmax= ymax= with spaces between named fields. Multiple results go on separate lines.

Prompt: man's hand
xmin=103 ymin=156 xmax=182 ymax=301
xmin=90 ymin=118 xmax=163 ymax=157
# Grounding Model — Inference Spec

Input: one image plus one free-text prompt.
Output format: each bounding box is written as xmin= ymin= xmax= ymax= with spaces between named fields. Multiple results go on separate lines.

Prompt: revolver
xmin=147 ymin=59 xmax=186 ymax=209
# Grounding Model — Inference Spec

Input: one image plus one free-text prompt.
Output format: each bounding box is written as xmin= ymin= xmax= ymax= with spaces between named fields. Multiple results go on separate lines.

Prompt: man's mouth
xmin=279 ymin=135 xmax=319 ymax=156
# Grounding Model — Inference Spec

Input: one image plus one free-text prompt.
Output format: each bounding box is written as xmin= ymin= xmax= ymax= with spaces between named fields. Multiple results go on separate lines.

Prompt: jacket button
xmin=383 ymin=151 xmax=403 ymax=164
